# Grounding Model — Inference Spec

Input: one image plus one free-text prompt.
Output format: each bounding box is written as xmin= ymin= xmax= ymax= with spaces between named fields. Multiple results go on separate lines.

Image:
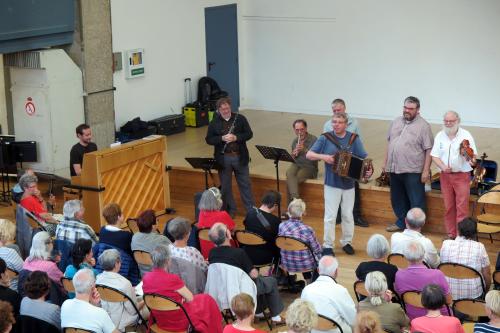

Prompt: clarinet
xmin=221 ymin=112 xmax=239 ymax=155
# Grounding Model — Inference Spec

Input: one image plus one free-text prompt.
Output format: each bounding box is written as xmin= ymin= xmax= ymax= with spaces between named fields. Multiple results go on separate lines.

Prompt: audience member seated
xmin=390 ymin=208 xmax=440 ymax=268
xmin=285 ymin=299 xmax=318 ymax=333
xmin=358 ymin=271 xmax=409 ymax=333
xmin=223 ymin=293 xmax=266 ymax=333
xmin=56 ymin=200 xmax=98 ymax=245
xmin=0 ymin=258 xmax=20 ymax=318
xmin=22 ymin=232 xmax=63 ymax=288
xmin=20 ymin=271 xmax=61 ymax=330
xmin=167 ymin=217 xmax=207 ymax=272
xmin=197 ymin=187 xmax=236 ymax=259
xmin=354 ymin=311 xmax=384 ymax=333
xmin=18 ymin=173 xmax=57 ymax=225
xmin=96 ymin=249 xmax=148 ymax=331
xmin=394 ymin=241 xmax=450 ymax=320
xmin=131 ymin=209 xmax=171 ymax=253
xmin=278 ymin=199 xmax=322 ymax=278
xmin=61 ymin=268 xmax=119 ymax=333
xmin=0 ymin=300 xmax=16 ymax=333
xmin=440 ymin=218 xmax=491 ymax=300
xmin=242 ymin=190 xmax=282 ymax=266
xmin=64 ymin=238 xmax=98 ymax=296
xmin=301 ymin=256 xmax=356 ymax=333
xmin=142 ymin=244 xmax=223 ymax=333
xmin=0 ymin=219 xmax=23 ymax=291
xmin=474 ymin=290 xmax=500 ymax=332
xmin=410 ymin=284 xmax=464 ymax=333
xmin=208 ymin=223 xmax=285 ymax=325
xmin=355 ymin=234 xmax=398 ymax=293
xmin=99 ymin=203 xmax=132 ymax=254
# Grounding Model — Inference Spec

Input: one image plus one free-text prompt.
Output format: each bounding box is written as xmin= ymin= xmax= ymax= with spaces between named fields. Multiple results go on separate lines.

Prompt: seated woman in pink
xmin=142 ymin=244 xmax=223 ymax=333
xmin=22 ymin=231 xmax=63 ymax=287
xmin=410 ymin=284 xmax=464 ymax=333
xmin=197 ymin=187 xmax=235 ymax=259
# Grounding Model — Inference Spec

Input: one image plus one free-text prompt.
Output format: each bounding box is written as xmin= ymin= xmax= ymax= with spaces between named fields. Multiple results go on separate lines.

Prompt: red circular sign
xmin=25 ymin=97 xmax=35 ymax=116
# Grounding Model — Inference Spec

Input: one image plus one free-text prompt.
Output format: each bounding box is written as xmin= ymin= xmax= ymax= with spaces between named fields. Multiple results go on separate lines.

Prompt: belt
xmin=225 ymin=152 xmax=240 ymax=157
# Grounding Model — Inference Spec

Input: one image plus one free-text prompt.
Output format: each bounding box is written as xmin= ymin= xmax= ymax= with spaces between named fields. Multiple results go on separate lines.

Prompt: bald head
xmin=318 ymin=255 xmax=338 ymax=277
xmin=405 ymin=207 xmax=426 ymax=230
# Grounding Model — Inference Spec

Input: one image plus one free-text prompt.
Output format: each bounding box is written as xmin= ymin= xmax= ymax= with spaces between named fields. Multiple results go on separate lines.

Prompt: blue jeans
xmin=389 ymin=173 xmax=426 ymax=229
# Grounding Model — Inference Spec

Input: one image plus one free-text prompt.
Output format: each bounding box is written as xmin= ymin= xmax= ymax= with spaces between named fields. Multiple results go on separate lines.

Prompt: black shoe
xmin=342 ymin=244 xmax=355 ymax=255
xmin=322 ymin=247 xmax=335 ymax=256
xmin=354 ymin=217 xmax=369 ymax=227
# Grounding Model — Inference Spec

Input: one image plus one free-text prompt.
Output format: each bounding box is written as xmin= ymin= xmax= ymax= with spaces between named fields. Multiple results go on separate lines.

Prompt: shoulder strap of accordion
xmin=322 ymin=132 xmax=342 ymax=149
xmin=347 ymin=133 xmax=358 ymax=147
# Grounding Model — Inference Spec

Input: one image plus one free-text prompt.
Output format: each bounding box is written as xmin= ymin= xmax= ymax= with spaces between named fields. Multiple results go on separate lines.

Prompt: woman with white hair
xmin=22 ymin=231 xmax=63 ymax=287
xmin=278 ymin=199 xmax=322 ymax=278
xmin=197 ymin=187 xmax=236 ymax=259
xmin=358 ymin=271 xmax=409 ymax=333
xmin=475 ymin=290 xmax=500 ymax=332
xmin=355 ymin=234 xmax=398 ymax=292
xmin=142 ymin=244 xmax=223 ymax=333
xmin=285 ymin=298 xmax=318 ymax=333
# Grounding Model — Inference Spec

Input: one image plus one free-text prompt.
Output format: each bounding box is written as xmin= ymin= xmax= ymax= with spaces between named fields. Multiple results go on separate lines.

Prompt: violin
xmin=460 ymin=139 xmax=474 ymax=161
xmin=471 ymin=152 xmax=487 ymax=189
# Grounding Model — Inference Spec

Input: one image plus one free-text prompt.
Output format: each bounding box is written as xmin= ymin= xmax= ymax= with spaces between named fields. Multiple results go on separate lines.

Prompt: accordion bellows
xmin=332 ymin=151 xmax=373 ymax=182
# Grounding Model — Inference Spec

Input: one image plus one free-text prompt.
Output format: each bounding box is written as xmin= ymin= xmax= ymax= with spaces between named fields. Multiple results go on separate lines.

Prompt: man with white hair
xmin=55 ymin=199 xmax=98 ymax=244
xmin=394 ymin=241 xmax=450 ymax=320
xmin=431 ymin=110 xmax=477 ymax=239
xmin=61 ymin=268 xmax=119 ymax=333
xmin=301 ymin=256 xmax=356 ymax=333
xmin=390 ymin=207 xmax=439 ymax=268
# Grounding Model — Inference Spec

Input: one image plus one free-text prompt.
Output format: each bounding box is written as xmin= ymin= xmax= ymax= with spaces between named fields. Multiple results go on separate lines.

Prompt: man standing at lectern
xmin=70 ymin=124 xmax=98 ymax=176
xmin=206 ymin=97 xmax=255 ymax=217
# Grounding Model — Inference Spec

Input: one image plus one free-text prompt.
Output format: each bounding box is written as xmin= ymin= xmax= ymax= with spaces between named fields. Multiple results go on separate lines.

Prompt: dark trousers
xmin=219 ymin=155 xmax=255 ymax=215
xmin=336 ymin=181 xmax=362 ymax=221
xmin=389 ymin=173 xmax=426 ymax=229
xmin=254 ymin=276 xmax=284 ymax=317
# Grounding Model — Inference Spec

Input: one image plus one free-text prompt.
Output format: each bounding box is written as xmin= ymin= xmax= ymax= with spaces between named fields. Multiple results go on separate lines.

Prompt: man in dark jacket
xmin=205 ymin=97 xmax=255 ymax=216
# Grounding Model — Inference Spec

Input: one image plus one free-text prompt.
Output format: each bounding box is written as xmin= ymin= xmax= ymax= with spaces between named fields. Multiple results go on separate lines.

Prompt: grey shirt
xmin=20 ymin=297 xmax=61 ymax=330
xmin=386 ymin=115 xmax=433 ymax=174
xmin=291 ymin=133 xmax=318 ymax=174
xmin=131 ymin=232 xmax=171 ymax=253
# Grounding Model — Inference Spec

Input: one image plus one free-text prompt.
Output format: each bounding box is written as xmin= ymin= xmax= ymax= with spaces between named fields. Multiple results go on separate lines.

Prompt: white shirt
xmin=96 ymin=271 xmax=140 ymax=331
xmin=391 ymin=229 xmax=440 ymax=268
xmin=61 ymin=298 xmax=116 ymax=333
xmin=430 ymin=127 xmax=477 ymax=172
xmin=301 ymin=275 xmax=356 ymax=333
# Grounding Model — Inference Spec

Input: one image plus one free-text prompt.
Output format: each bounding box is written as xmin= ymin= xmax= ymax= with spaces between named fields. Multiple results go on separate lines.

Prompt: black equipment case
xmin=150 ymin=114 xmax=186 ymax=136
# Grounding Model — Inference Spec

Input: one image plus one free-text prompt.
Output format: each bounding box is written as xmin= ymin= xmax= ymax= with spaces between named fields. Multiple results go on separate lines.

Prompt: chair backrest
xmin=133 ymin=250 xmax=153 ymax=266
xmin=494 ymin=270 xmax=500 ymax=285
xmin=438 ymin=263 xmax=486 ymax=297
xmin=275 ymin=235 xmax=318 ymax=270
xmin=169 ymin=256 xmax=206 ymax=295
xmin=197 ymin=227 xmax=210 ymax=241
xmin=452 ymin=299 xmax=487 ymax=320
xmin=234 ymin=230 xmax=266 ymax=245
xmin=96 ymin=284 xmax=144 ymax=323
xmin=64 ymin=328 xmax=93 ymax=333
xmin=402 ymin=290 xmax=451 ymax=316
xmin=5 ymin=268 xmax=18 ymax=281
xmin=477 ymin=189 xmax=500 ymax=205
xmin=462 ymin=322 xmax=474 ymax=333
xmin=126 ymin=218 xmax=139 ymax=234
xmin=19 ymin=315 xmax=60 ymax=333
xmin=387 ymin=253 xmax=409 ymax=269
xmin=61 ymin=277 xmax=75 ymax=293
xmin=143 ymin=293 xmax=194 ymax=330
xmin=315 ymin=314 xmax=343 ymax=333
xmin=353 ymin=280 xmax=369 ymax=302
xmin=15 ymin=205 xmax=36 ymax=258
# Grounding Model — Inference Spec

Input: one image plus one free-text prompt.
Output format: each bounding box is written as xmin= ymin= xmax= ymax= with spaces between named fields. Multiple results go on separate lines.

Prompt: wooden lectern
xmin=70 ymin=136 xmax=170 ymax=232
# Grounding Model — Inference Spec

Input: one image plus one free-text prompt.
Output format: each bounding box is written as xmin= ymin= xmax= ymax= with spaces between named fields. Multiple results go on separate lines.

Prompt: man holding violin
xmin=431 ymin=111 xmax=477 ymax=239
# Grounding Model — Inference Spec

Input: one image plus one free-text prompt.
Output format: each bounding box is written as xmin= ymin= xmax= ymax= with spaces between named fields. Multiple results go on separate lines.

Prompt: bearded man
xmin=383 ymin=96 xmax=434 ymax=232
xmin=431 ymin=111 xmax=477 ymax=239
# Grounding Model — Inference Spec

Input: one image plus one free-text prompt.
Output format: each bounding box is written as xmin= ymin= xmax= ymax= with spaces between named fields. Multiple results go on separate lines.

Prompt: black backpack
xmin=197 ymin=76 xmax=228 ymax=105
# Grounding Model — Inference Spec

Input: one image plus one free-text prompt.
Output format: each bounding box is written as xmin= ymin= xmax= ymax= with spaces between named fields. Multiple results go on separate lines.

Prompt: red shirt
xmin=223 ymin=324 xmax=266 ymax=333
xmin=198 ymin=210 xmax=236 ymax=259
xmin=20 ymin=195 xmax=47 ymax=218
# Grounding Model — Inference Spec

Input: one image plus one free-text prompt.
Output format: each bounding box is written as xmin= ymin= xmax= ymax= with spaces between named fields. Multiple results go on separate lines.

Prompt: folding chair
xmin=474 ymin=186 xmax=500 ymax=243
xmin=315 ymin=314 xmax=344 ymax=333
xmin=61 ymin=277 xmax=75 ymax=294
xmin=5 ymin=268 xmax=18 ymax=282
xmin=197 ymin=227 xmax=210 ymax=242
xmin=133 ymin=250 xmax=153 ymax=266
xmin=462 ymin=322 xmax=474 ymax=333
xmin=494 ymin=270 xmax=500 ymax=286
xmin=452 ymin=299 xmax=487 ymax=322
xmin=353 ymin=280 xmax=369 ymax=302
xmin=387 ymin=253 xmax=409 ymax=269
xmin=275 ymin=235 xmax=318 ymax=271
xmin=401 ymin=290 xmax=451 ymax=315
xmin=126 ymin=218 xmax=139 ymax=234
xmin=143 ymin=293 xmax=194 ymax=333
xmin=64 ymin=328 xmax=93 ymax=333
xmin=438 ymin=262 xmax=487 ymax=299
xmin=96 ymin=284 xmax=145 ymax=329
xmin=234 ymin=230 xmax=274 ymax=270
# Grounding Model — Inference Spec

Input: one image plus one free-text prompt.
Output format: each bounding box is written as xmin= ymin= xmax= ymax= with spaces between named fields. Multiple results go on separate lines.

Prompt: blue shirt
xmin=309 ymin=131 xmax=367 ymax=189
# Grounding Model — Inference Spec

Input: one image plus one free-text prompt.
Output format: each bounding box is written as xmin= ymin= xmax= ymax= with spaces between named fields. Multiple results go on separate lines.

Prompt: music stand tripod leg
xmin=273 ymin=157 xmax=282 ymax=218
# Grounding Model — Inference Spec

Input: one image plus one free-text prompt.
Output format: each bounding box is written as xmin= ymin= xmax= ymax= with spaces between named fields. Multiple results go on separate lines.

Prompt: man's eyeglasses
xmin=403 ymin=106 xmax=417 ymax=111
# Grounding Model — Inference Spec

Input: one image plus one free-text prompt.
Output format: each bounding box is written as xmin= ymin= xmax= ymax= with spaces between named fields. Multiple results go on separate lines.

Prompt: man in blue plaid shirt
xmin=55 ymin=200 xmax=99 ymax=245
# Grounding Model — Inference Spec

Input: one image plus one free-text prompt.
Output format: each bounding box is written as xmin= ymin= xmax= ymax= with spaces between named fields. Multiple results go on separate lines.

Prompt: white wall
xmin=0 ymin=56 xmax=9 ymax=134
xmin=239 ymin=0 xmax=500 ymax=128
xmin=110 ymin=0 xmax=240 ymax=129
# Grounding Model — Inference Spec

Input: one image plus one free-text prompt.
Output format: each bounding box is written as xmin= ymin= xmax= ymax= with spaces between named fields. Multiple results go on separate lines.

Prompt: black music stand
xmin=255 ymin=145 xmax=295 ymax=217
xmin=185 ymin=157 xmax=222 ymax=189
